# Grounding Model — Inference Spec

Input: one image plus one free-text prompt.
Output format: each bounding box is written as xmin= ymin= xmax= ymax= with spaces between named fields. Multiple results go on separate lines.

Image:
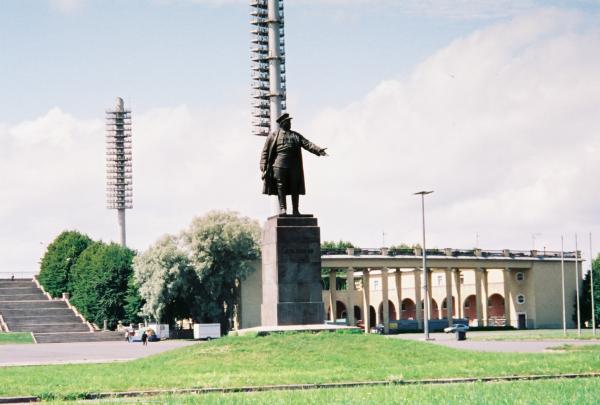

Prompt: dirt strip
xmin=3 ymin=372 xmax=600 ymax=403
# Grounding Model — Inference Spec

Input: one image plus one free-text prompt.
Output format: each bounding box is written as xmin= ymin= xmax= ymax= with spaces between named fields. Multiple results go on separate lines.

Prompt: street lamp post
xmin=590 ymin=232 xmax=596 ymax=336
xmin=415 ymin=190 xmax=433 ymax=340
xmin=560 ymin=236 xmax=566 ymax=336
xmin=575 ymin=234 xmax=581 ymax=337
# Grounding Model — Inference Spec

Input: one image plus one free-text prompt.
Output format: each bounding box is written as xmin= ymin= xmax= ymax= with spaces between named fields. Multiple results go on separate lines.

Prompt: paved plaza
xmin=390 ymin=332 xmax=600 ymax=352
xmin=0 ymin=340 xmax=197 ymax=367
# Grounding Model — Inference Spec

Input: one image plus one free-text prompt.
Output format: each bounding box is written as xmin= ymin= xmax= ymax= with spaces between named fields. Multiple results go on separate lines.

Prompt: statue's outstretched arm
xmin=299 ymin=134 xmax=327 ymax=156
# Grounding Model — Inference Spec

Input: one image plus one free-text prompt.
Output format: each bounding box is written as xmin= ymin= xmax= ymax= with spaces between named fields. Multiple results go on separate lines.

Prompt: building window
xmin=516 ymin=272 xmax=525 ymax=282
xmin=437 ymin=275 xmax=443 ymax=286
xmin=460 ymin=275 xmax=464 ymax=285
xmin=373 ymin=280 xmax=380 ymax=291
xmin=516 ymin=294 xmax=525 ymax=305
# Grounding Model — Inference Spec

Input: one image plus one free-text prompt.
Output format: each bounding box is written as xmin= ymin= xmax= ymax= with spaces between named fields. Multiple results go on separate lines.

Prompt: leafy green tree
xmin=577 ymin=254 xmax=600 ymax=327
xmin=321 ymin=240 xmax=355 ymax=251
xmin=133 ymin=235 xmax=199 ymax=325
xmin=69 ymin=242 xmax=135 ymax=329
xmin=123 ymin=275 xmax=145 ymax=326
xmin=38 ymin=230 xmax=93 ymax=297
xmin=181 ymin=211 xmax=261 ymax=332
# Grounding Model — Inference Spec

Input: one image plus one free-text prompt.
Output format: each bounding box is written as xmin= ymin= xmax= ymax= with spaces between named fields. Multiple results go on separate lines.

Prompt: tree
xmin=122 ymin=275 xmax=145 ymax=326
xmin=133 ymin=235 xmax=199 ymax=325
xmin=69 ymin=242 xmax=136 ymax=329
xmin=181 ymin=211 xmax=261 ymax=333
xmin=38 ymin=230 xmax=93 ymax=297
xmin=578 ymin=254 xmax=600 ymax=327
xmin=321 ymin=240 xmax=355 ymax=251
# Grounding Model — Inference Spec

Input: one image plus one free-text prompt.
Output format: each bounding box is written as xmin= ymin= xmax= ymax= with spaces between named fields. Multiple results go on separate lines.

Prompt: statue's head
xmin=277 ymin=113 xmax=292 ymax=131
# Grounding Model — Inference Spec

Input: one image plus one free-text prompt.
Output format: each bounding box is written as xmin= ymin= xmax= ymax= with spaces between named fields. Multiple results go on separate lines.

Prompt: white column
xmin=395 ymin=269 xmax=402 ymax=319
xmin=427 ymin=269 xmax=433 ymax=320
xmin=481 ymin=268 xmax=489 ymax=326
xmin=329 ymin=269 xmax=336 ymax=322
xmin=475 ymin=268 xmax=483 ymax=326
xmin=414 ymin=269 xmax=423 ymax=329
xmin=362 ymin=270 xmax=370 ymax=333
xmin=382 ymin=268 xmax=389 ymax=334
xmin=503 ymin=268 xmax=512 ymax=327
xmin=346 ymin=268 xmax=355 ymax=326
xmin=453 ymin=269 xmax=462 ymax=318
xmin=445 ymin=268 xmax=453 ymax=326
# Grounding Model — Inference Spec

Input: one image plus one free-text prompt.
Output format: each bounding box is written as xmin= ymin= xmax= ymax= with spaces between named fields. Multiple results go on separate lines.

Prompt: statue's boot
xmin=278 ymin=189 xmax=287 ymax=216
xmin=292 ymin=194 xmax=301 ymax=216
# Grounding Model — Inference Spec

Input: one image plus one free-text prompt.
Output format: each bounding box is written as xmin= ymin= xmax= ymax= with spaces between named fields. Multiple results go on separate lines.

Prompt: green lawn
xmin=96 ymin=378 xmax=600 ymax=405
xmin=468 ymin=329 xmax=600 ymax=341
xmin=2 ymin=332 xmax=600 ymax=400
xmin=0 ymin=332 xmax=33 ymax=345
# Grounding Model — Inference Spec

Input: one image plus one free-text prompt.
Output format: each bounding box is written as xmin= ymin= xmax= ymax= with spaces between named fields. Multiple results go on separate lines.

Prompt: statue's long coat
xmin=260 ymin=129 xmax=323 ymax=196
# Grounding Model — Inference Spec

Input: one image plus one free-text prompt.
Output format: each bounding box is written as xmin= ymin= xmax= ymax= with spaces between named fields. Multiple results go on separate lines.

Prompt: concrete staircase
xmin=0 ymin=279 xmax=122 ymax=343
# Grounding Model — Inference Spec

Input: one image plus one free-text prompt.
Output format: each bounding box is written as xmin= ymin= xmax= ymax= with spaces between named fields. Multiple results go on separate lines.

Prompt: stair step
xmin=0 ymin=287 xmax=42 ymax=293
xmin=0 ymin=301 xmax=68 ymax=310
xmin=10 ymin=323 xmax=90 ymax=333
xmin=0 ymin=294 xmax=47 ymax=301
xmin=34 ymin=331 xmax=124 ymax=344
xmin=4 ymin=315 xmax=83 ymax=324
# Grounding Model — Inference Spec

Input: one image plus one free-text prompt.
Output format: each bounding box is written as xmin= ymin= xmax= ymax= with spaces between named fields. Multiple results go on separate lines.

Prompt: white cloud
xmin=305 ymin=8 xmax=600 ymax=254
xmin=49 ymin=0 xmax=85 ymax=14
xmin=2 ymin=8 xmax=600 ymax=272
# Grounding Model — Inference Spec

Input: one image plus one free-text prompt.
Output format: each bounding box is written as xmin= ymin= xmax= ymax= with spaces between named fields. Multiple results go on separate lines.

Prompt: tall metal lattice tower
xmin=250 ymin=0 xmax=286 ymax=136
xmin=105 ymin=97 xmax=133 ymax=247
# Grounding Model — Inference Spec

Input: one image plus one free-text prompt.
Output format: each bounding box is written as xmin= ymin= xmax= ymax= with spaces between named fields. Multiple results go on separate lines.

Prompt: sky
xmin=1 ymin=0 xmax=600 ymax=273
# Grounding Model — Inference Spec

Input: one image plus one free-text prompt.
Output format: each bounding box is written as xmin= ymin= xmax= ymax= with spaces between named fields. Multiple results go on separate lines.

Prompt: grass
xmin=467 ymin=329 xmax=600 ymax=341
xmin=54 ymin=378 xmax=600 ymax=404
xmin=0 ymin=332 xmax=33 ymax=345
xmin=1 ymin=332 xmax=600 ymax=400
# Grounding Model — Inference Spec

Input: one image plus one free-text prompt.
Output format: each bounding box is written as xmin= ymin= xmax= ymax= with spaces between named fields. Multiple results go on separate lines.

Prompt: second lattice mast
xmin=105 ymin=97 xmax=133 ymax=247
xmin=251 ymin=0 xmax=286 ymax=136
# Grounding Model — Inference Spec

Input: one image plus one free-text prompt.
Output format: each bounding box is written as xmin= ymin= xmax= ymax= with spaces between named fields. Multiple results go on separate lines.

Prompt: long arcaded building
xmin=240 ymin=247 xmax=582 ymax=331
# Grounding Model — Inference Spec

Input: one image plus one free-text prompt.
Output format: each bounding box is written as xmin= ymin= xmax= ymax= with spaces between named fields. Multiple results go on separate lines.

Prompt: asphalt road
xmin=389 ymin=332 xmax=600 ymax=352
xmin=0 ymin=340 xmax=197 ymax=367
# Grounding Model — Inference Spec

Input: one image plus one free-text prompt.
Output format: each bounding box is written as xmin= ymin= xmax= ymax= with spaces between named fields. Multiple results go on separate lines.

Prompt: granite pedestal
xmin=261 ymin=215 xmax=325 ymax=326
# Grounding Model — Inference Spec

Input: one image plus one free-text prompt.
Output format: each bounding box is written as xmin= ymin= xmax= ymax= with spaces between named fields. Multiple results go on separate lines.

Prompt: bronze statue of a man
xmin=260 ymin=113 xmax=328 ymax=216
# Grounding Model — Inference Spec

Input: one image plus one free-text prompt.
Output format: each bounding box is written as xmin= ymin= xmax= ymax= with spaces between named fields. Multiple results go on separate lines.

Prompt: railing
xmin=0 ymin=271 xmax=37 ymax=279
xmin=321 ymin=248 xmax=579 ymax=259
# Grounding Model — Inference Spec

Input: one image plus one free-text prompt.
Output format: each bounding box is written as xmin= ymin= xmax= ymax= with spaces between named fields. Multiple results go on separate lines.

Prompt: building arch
xmin=441 ymin=296 xmax=456 ymax=319
xmin=336 ymin=301 xmax=347 ymax=319
xmin=354 ymin=305 xmax=361 ymax=323
xmin=378 ymin=300 xmax=397 ymax=321
xmin=487 ymin=293 xmax=505 ymax=326
xmin=369 ymin=305 xmax=377 ymax=328
xmin=401 ymin=298 xmax=416 ymax=320
xmin=463 ymin=295 xmax=477 ymax=321
xmin=431 ymin=299 xmax=439 ymax=320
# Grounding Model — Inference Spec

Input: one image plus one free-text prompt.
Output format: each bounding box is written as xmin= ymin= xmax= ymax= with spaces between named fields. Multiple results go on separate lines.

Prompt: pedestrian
xmin=10 ymin=274 xmax=14 ymax=281
xmin=141 ymin=331 xmax=148 ymax=346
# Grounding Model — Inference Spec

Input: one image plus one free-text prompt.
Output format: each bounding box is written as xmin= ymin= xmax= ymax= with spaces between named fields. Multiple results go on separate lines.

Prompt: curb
xmin=0 ymin=397 xmax=38 ymax=404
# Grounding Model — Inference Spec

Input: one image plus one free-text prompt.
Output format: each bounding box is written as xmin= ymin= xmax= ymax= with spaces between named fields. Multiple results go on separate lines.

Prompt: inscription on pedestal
xmin=261 ymin=215 xmax=325 ymax=326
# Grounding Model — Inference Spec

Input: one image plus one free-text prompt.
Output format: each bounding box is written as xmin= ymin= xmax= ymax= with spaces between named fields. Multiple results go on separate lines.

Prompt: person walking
xmin=141 ymin=331 xmax=148 ymax=346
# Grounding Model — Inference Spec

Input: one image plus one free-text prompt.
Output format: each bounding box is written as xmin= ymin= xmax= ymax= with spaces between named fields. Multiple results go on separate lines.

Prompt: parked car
xmin=444 ymin=324 xmax=469 ymax=333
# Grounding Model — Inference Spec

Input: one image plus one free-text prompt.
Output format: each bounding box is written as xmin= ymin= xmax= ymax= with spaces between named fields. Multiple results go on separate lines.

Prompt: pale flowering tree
xmin=134 ymin=211 xmax=261 ymax=331
xmin=133 ymin=235 xmax=198 ymax=324
xmin=181 ymin=211 xmax=261 ymax=331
